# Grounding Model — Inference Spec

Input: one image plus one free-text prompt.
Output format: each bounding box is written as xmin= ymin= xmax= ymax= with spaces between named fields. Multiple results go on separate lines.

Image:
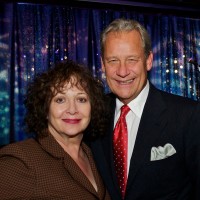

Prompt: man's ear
xmin=101 ymin=57 xmax=105 ymax=72
xmin=146 ymin=51 xmax=153 ymax=71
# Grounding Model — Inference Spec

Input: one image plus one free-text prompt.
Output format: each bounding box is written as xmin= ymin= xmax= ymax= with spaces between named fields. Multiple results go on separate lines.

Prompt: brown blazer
xmin=0 ymin=134 xmax=110 ymax=200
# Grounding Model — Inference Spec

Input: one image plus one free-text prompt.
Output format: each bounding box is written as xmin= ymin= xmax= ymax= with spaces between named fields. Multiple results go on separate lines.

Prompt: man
xmin=90 ymin=18 xmax=200 ymax=199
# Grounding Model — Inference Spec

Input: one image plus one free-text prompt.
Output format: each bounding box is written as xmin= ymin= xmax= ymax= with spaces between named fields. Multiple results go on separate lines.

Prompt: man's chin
xmin=117 ymin=94 xmax=134 ymax=104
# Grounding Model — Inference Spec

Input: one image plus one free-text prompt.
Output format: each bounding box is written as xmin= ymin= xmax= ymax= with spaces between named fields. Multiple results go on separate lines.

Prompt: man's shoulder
xmin=150 ymin=83 xmax=198 ymax=105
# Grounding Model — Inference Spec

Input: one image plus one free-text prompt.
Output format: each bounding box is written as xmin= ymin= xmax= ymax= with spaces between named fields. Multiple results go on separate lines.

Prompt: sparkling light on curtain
xmin=0 ymin=3 xmax=200 ymax=146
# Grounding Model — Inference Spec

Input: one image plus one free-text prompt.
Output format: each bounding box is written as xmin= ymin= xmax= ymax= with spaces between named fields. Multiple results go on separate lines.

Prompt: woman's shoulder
xmin=0 ymin=139 xmax=36 ymax=198
xmin=0 ymin=138 xmax=40 ymax=161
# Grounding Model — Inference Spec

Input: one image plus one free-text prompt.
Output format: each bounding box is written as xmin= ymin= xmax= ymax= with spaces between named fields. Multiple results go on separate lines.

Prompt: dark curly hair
xmin=24 ymin=60 xmax=108 ymax=139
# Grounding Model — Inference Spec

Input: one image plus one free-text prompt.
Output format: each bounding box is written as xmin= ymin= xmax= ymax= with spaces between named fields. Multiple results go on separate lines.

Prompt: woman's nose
xmin=66 ymin=100 xmax=77 ymax=115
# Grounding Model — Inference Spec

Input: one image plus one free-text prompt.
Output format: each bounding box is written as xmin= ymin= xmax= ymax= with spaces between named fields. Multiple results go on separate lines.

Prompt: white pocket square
xmin=150 ymin=143 xmax=176 ymax=161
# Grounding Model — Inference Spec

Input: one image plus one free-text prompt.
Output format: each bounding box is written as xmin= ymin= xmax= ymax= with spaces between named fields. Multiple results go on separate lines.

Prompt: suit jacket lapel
xmin=102 ymin=100 xmax=121 ymax=194
xmin=127 ymin=84 xmax=168 ymax=190
xmin=91 ymin=94 xmax=122 ymax=199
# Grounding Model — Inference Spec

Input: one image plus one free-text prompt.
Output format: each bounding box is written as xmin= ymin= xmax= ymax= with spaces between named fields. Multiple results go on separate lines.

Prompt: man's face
xmin=101 ymin=30 xmax=153 ymax=104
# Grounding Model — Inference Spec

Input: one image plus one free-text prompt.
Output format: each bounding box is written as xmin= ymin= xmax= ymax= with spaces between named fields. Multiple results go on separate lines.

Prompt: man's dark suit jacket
xmin=90 ymin=83 xmax=200 ymax=200
xmin=0 ymin=134 xmax=110 ymax=200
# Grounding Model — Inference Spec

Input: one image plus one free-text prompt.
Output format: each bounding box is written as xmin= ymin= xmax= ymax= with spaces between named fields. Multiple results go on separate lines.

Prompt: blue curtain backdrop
xmin=0 ymin=2 xmax=200 ymax=145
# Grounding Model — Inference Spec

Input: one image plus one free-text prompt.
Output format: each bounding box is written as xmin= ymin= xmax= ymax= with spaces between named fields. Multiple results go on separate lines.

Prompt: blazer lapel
xmin=127 ymin=84 xmax=168 ymax=190
xmin=63 ymin=144 xmax=99 ymax=197
xmin=39 ymin=134 xmax=98 ymax=197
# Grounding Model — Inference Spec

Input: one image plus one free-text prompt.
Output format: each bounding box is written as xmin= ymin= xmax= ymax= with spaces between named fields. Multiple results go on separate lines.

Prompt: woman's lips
xmin=62 ymin=119 xmax=81 ymax=124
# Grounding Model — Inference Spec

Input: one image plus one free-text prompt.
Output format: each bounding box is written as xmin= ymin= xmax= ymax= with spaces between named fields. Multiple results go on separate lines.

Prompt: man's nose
xmin=116 ymin=62 xmax=129 ymax=78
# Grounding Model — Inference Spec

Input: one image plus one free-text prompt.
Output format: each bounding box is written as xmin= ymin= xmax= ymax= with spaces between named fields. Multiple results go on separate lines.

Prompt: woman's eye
xmin=77 ymin=97 xmax=87 ymax=103
xmin=55 ymin=98 xmax=65 ymax=103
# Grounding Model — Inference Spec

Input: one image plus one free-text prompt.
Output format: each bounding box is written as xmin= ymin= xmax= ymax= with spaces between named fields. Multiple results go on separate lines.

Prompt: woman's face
xmin=47 ymin=81 xmax=91 ymax=141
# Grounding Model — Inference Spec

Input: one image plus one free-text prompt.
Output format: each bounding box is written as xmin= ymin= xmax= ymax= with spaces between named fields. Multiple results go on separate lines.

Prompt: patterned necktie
xmin=113 ymin=105 xmax=130 ymax=199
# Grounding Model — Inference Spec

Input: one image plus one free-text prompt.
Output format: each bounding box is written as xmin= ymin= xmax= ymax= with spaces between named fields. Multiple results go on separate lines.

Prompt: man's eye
xmin=128 ymin=57 xmax=139 ymax=63
xmin=108 ymin=59 xmax=118 ymax=63
xmin=128 ymin=58 xmax=137 ymax=62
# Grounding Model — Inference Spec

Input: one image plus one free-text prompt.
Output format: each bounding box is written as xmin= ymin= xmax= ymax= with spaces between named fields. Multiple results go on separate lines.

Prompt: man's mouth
xmin=118 ymin=79 xmax=134 ymax=85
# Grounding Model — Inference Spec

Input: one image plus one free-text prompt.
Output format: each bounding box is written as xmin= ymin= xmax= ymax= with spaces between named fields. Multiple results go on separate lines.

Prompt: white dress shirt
xmin=114 ymin=81 xmax=150 ymax=175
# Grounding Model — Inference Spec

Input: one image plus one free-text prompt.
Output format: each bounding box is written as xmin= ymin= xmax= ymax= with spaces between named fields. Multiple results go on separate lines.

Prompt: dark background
xmin=1 ymin=0 xmax=200 ymax=17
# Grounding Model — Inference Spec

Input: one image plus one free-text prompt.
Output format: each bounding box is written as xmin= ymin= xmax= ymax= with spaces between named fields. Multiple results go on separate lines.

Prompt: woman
xmin=0 ymin=60 xmax=110 ymax=200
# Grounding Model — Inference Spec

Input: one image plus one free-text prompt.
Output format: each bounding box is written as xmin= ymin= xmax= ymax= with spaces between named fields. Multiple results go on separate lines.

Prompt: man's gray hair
xmin=100 ymin=18 xmax=152 ymax=59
